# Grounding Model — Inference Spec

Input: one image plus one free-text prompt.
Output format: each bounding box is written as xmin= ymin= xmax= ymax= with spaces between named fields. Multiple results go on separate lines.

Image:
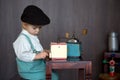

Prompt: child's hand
xmin=40 ymin=51 xmax=49 ymax=59
xmin=34 ymin=51 xmax=48 ymax=60
xmin=44 ymin=49 xmax=51 ymax=61
xmin=44 ymin=49 xmax=50 ymax=54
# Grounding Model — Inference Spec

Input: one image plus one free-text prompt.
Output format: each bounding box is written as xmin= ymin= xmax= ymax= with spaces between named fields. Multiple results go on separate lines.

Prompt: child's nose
xmin=36 ymin=28 xmax=40 ymax=32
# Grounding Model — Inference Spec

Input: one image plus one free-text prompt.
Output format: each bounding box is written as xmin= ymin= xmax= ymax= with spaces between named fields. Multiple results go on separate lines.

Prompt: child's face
xmin=23 ymin=22 xmax=42 ymax=35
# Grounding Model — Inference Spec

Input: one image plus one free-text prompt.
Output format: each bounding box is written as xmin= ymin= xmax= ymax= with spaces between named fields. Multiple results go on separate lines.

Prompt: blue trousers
xmin=21 ymin=70 xmax=59 ymax=80
xmin=52 ymin=70 xmax=59 ymax=80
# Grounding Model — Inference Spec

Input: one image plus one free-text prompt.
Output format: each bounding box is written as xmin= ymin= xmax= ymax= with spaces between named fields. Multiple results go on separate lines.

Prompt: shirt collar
xmin=21 ymin=29 xmax=37 ymax=38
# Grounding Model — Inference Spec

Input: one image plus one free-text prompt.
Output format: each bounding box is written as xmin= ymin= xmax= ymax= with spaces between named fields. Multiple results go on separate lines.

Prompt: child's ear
xmin=22 ymin=22 xmax=26 ymax=26
xmin=22 ymin=22 xmax=28 ymax=28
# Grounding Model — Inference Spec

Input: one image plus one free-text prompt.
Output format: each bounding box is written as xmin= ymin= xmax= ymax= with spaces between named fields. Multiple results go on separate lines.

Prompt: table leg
xmin=78 ymin=69 xmax=86 ymax=80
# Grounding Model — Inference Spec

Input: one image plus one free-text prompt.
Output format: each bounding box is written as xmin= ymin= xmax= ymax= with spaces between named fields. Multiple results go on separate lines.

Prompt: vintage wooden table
xmin=46 ymin=60 xmax=92 ymax=80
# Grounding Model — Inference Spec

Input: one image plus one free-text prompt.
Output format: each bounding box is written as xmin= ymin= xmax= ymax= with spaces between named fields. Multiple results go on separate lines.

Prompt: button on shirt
xmin=13 ymin=29 xmax=43 ymax=62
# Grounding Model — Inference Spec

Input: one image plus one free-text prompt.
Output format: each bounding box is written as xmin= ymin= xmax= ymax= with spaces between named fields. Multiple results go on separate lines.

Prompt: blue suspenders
xmin=21 ymin=33 xmax=40 ymax=54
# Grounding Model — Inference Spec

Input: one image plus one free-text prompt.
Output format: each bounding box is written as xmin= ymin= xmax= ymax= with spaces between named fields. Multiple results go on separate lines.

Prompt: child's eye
xmin=33 ymin=27 xmax=36 ymax=29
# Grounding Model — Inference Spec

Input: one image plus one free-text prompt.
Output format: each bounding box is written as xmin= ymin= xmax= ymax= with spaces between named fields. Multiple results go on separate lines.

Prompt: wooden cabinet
xmin=99 ymin=52 xmax=120 ymax=80
xmin=103 ymin=52 xmax=120 ymax=73
xmin=99 ymin=73 xmax=120 ymax=80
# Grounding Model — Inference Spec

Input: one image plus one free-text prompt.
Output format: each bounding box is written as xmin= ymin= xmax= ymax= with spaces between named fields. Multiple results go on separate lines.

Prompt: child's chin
xmin=35 ymin=33 xmax=39 ymax=35
xmin=32 ymin=33 xmax=38 ymax=35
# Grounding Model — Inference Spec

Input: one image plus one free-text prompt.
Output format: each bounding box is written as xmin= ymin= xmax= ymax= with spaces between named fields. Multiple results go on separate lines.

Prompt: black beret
xmin=21 ymin=5 xmax=50 ymax=25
